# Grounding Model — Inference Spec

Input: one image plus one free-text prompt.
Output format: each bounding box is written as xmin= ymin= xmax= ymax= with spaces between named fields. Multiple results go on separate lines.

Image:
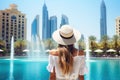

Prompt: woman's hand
xmin=79 ymin=75 xmax=84 ymax=80
xmin=50 ymin=67 xmax=56 ymax=80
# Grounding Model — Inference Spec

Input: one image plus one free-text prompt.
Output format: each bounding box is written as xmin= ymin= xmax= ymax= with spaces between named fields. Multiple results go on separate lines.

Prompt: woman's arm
xmin=79 ymin=75 xmax=84 ymax=80
xmin=50 ymin=67 xmax=56 ymax=80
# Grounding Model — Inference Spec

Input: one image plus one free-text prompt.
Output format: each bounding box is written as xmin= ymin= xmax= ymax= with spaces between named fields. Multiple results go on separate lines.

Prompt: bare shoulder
xmin=49 ymin=49 xmax=59 ymax=56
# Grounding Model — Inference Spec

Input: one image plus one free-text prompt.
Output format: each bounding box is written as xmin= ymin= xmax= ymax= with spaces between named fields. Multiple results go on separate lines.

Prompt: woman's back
xmin=47 ymin=49 xmax=87 ymax=80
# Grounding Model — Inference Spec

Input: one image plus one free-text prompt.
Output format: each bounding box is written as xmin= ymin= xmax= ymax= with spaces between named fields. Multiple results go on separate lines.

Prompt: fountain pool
xmin=0 ymin=57 xmax=120 ymax=80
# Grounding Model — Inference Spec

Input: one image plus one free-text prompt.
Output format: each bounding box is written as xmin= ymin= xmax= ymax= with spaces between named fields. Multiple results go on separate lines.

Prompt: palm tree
xmin=89 ymin=36 xmax=97 ymax=56
xmin=112 ymin=35 xmax=120 ymax=55
xmin=14 ymin=39 xmax=27 ymax=56
xmin=101 ymin=35 xmax=109 ymax=54
xmin=0 ymin=39 xmax=6 ymax=56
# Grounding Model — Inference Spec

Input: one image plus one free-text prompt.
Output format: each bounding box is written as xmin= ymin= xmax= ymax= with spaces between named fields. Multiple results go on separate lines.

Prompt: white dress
xmin=47 ymin=54 xmax=88 ymax=80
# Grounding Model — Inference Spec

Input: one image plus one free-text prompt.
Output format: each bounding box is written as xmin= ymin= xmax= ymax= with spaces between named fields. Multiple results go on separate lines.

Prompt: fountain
xmin=29 ymin=35 xmax=41 ymax=57
xmin=85 ymin=37 xmax=90 ymax=61
xmin=28 ymin=35 xmax=46 ymax=58
xmin=8 ymin=36 xmax=14 ymax=80
xmin=85 ymin=36 xmax=90 ymax=80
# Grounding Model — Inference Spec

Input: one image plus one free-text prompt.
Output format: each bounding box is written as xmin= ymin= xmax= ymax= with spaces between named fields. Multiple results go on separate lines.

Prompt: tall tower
xmin=49 ymin=16 xmax=57 ymax=38
xmin=0 ymin=4 xmax=26 ymax=52
xmin=60 ymin=14 xmax=69 ymax=27
xmin=42 ymin=1 xmax=49 ymax=40
xmin=100 ymin=0 xmax=107 ymax=39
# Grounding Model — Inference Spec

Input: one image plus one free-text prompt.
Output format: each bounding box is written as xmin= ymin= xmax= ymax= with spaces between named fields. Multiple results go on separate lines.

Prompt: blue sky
xmin=0 ymin=0 xmax=120 ymax=41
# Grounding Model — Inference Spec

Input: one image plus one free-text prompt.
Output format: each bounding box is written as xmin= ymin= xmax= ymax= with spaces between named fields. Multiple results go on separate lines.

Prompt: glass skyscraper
xmin=100 ymin=0 xmax=107 ymax=39
xmin=42 ymin=2 xmax=49 ymax=40
xmin=60 ymin=14 xmax=69 ymax=27
xmin=50 ymin=16 xmax=57 ymax=38
xmin=31 ymin=15 xmax=39 ymax=40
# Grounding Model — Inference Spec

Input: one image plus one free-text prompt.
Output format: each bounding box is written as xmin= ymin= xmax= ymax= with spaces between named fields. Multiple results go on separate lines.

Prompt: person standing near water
xmin=47 ymin=25 xmax=88 ymax=80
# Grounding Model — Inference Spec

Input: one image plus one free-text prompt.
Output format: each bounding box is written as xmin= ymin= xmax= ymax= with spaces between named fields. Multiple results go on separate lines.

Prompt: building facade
xmin=49 ymin=16 xmax=57 ymax=38
xmin=100 ymin=0 xmax=107 ymax=39
xmin=116 ymin=17 xmax=120 ymax=36
xmin=0 ymin=4 xmax=26 ymax=51
xmin=60 ymin=14 xmax=69 ymax=27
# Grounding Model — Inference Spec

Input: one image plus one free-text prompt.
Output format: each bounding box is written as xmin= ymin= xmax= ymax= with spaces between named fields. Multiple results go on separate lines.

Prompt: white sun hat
xmin=52 ymin=25 xmax=81 ymax=45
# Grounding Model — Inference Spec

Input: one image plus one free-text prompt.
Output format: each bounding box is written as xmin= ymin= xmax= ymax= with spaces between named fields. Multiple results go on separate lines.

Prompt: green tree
xmin=101 ymin=35 xmax=109 ymax=53
xmin=89 ymin=36 xmax=97 ymax=56
xmin=0 ymin=39 xmax=6 ymax=56
xmin=112 ymin=35 xmax=120 ymax=55
xmin=14 ymin=39 xmax=27 ymax=56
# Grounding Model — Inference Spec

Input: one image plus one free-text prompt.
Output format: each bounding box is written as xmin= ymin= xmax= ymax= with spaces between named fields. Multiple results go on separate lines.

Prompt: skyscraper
xmin=49 ymin=16 xmax=57 ymax=38
xmin=116 ymin=17 xmax=120 ymax=36
xmin=100 ymin=0 xmax=107 ymax=39
xmin=60 ymin=14 xmax=69 ymax=27
xmin=0 ymin=4 xmax=26 ymax=52
xmin=42 ymin=2 xmax=49 ymax=40
xmin=31 ymin=15 xmax=39 ymax=39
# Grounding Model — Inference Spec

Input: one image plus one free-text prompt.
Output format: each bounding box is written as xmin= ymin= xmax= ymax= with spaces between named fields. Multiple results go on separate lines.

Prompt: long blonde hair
xmin=58 ymin=44 xmax=74 ymax=75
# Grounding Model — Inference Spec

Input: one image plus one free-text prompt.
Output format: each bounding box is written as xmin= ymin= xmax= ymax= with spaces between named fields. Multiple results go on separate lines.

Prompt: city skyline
xmin=0 ymin=0 xmax=120 ymax=41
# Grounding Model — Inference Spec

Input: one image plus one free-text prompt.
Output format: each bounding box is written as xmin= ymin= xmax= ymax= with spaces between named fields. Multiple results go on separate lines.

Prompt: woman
xmin=47 ymin=25 xmax=88 ymax=80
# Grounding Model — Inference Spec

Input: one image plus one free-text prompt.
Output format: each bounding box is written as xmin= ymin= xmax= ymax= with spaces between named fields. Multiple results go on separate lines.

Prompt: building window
xmin=6 ymin=32 xmax=9 ymax=34
xmin=6 ymin=28 xmax=9 ymax=30
xmin=11 ymin=15 xmax=16 ymax=19
xmin=119 ymin=24 xmax=120 ymax=26
xmin=18 ymin=32 xmax=20 ymax=34
xmin=22 ymin=27 xmax=24 ymax=29
xmin=2 ymin=19 xmax=4 ymax=21
xmin=6 ymin=40 xmax=8 ymax=42
xmin=2 ymin=26 xmax=5 ymax=28
xmin=2 ymin=30 xmax=4 ymax=33
xmin=22 ymin=30 xmax=24 ymax=33
xmin=6 ymin=23 xmax=9 ymax=26
xmin=14 ymin=20 xmax=16 ymax=22
xmin=2 ymin=13 xmax=5 ymax=15
xmin=15 ymin=28 xmax=17 ymax=30
xmin=18 ymin=36 xmax=20 ymax=38
xmin=2 ymin=33 xmax=4 ymax=36
xmin=6 ymin=20 xmax=9 ymax=22
xmin=7 ymin=13 xmax=9 ymax=16
xmin=15 ymin=25 xmax=17 ymax=27
xmin=14 ymin=33 xmax=17 ymax=36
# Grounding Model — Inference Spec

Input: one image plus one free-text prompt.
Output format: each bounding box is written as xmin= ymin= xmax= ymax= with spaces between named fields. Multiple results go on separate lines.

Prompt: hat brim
xmin=52 ymin=29 xmax=81 ymax=45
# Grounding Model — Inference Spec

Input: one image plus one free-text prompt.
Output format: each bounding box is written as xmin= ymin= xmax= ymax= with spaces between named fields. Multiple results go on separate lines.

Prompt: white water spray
xmin=86 ymin=37 xmax=90 ymax=60
xmin=9 ymin=36 xmax=14 ymax=80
